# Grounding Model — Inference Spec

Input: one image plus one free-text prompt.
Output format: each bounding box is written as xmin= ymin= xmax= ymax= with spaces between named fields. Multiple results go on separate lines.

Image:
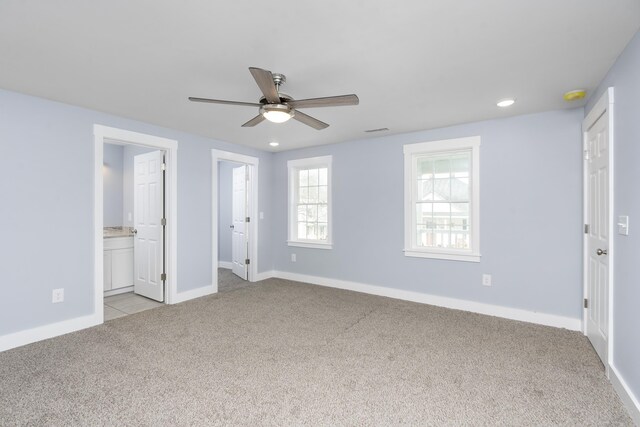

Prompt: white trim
xmin=172 ymin=284 xmax=216 ymax=304
xmin=0 ymin=314 xmax=101 ymax=353
xmin=287 ymin=155 xmax=333 ymax=248
xmin=610 ymin=365 xmax=640 ymax=425
xmin=404 ymin=249 xmax=480 ymax=262
xmin=271 ymin=271 xmax=581 ymax=331
xmin=255 ymin=270 xmax=276 ymax=281
xmin=212 ymin=150 xmax=260 ymax=288
xmin=218 ymin=261 xmax=233 ymax=270
xmin=94 ymin=125 xmax=179 ymax=312
xmin=103 ymin=286 xmax=134 ymax=297
xmin=581 ymin=88 xmax=615 ymax=373
xmin=403 ymin=136 xmax=481 ymax=262
xmin=286 ymin=241 xmax=333 ymax=250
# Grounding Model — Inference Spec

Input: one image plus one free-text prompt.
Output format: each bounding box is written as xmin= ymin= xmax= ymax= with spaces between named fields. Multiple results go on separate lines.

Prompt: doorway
xmin=583 ymin=88 xmax=614 ymax=371
xmin=94 ymin=125 xmax=178 ymax=323
xmin=212 ymin=150 xmax=259 ymax=293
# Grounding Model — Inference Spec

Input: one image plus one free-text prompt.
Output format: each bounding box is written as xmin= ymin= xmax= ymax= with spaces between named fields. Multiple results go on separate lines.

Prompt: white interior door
xmin=231 ymin=165 xmax=248 ymax=280
xmin=585 ymin=110 xmax=609 ymax=365
xmin=133 ymin=150 xmax=164 ymax=302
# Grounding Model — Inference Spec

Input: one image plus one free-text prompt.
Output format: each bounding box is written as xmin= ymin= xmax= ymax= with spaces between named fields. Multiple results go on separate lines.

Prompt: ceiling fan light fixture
xmin=260 ymin=104 xmax=294 ymax=123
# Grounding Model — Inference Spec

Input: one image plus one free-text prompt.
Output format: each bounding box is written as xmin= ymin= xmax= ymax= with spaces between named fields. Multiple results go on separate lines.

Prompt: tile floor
xmin=104 ymin=292 xmax=164 ymax=321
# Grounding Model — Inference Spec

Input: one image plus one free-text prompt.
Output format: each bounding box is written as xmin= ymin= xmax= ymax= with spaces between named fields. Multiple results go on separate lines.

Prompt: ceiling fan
xmin=188 ymin=67 xmax=359 ymax=130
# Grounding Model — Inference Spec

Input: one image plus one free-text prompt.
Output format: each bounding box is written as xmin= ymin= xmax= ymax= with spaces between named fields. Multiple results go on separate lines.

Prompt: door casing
xmin=211 ymin=150 xmax=259 ymax=291
xmin=582 ymin=87 xmax=615 ymax=375
xmin=94 ymin=125 xmax=178 ymax=322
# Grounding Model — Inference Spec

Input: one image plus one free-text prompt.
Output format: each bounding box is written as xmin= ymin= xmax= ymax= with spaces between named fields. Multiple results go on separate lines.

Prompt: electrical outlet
xmin=482 ymin=274 xmax=492 ymax=287
xmin=259 ymin=212 xmax=264 ymax=220
xmin=291 ymin=253 xmax=296 ymax=262
xmin=127 ymin=212 xmax=132 ymax=221
xmin=52 ymin=288 xmax=64 ymax=303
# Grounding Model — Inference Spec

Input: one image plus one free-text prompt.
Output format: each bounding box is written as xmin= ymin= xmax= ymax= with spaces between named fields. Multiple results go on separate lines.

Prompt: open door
xmin=133 ymin=150 xmax=165 ymax=302
xmin=231 ymin=164 xmax=248 ymax=280
xmin=585 ymin=109 xmax=610 ymax=365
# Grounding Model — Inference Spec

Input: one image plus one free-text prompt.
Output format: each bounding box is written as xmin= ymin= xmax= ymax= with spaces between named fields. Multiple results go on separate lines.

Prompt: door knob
xmin=230 ymin=225 xmax=234 ymax=229
xmin=132 ymin=229 xmax=138 ymax=235
xmin=596 ymin=248 xmax=607 ymax=256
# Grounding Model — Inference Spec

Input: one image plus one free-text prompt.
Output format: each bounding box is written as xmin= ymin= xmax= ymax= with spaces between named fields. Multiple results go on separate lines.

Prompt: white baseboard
xmin=255 ymin=270 xmax=276 ymax=282
xmin=218 ymin=261 xmax=233 ymax=269
xmin=0 ymin=314 xmax=101 ymax=353
xmin=272 ymin=271 xmax=582 ymax=331
xmin=172 ymin=284 xmax=217 ymax=304
xmin=104 ymin=285 xmax=134 ymax=297
xmin=610 ymin=364 xmax=640 ymax=425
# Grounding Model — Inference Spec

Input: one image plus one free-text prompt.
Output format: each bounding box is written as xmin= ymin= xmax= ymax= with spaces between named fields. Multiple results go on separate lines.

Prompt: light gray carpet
xmin=0 ymin=278 xmax=632 ymax=426
xmin=218 ymin=267 xmax=254 ymax=293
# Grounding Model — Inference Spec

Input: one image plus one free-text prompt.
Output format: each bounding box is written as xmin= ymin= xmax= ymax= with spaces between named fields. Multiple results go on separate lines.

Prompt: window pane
xmin=416 ymin=203 xmax=432 ymax=225
xmin=434 ymin=157 xmax=450 ymax=178
xmin=298 ymin=222 xmax=307 ymax=239
xmin=434 ymin=178 xmax=451 ymax=201
xmin=318 ymin=205 xmax=327 ymax=222
xmin=319 ymin=186 xmax=328 ymax=203
xmin=317 ymin=223 xmax=328 ymax=240
xmin=299 ymin=187 xmax=308 ymax=203
xmin=450 ymin=178 xmax=468 ymax=201
xmin=451 ymin=153 xmax=470 ymax=178
xmin=306 ymin=223 xmax=317 ymax=240
xmin=319 ymin=168 xmax=328 ymax=185
xmin=299 ymin=170 xmax=308 ymax=187
xmin=417 ymin=158 xmax=434 ymax=179
xmin=308 ymin=186 xmax=318 ymax=203
xmin=297 ymin=205 xmax=307 ymax=222
xmin=306 ymin=205 xmax=318 ymax=222
xmin=308 ymin=169 xmax=319 ymax=186
xmin=418 ymin=179 xmax=433 ymax=201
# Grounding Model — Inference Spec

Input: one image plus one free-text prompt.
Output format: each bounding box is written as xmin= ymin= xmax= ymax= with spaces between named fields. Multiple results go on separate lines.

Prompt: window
xmin=288 ymin=156 xmax=332 ymax=249
xmin=404 ymin=136 xmax=480 ymax=262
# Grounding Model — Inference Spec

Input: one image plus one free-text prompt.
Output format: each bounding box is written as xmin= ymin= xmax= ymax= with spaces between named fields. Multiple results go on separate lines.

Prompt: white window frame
xmin=288 ymin=155 xmax=333 ymax=249
xmin=403 ymin=136 xmax=481 ymax=262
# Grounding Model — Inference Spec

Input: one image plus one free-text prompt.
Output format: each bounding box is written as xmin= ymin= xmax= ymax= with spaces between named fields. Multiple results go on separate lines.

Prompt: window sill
xmin=404 ymin=249 xmax=480 ymax=263
xmin=288 ymin=241 xmax=333 ymax=250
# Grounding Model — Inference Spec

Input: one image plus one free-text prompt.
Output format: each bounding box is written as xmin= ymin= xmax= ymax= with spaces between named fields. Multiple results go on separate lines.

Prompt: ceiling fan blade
xmin=241 ymin=115 xmax=266 ymax=127
xmin=292 ymin=110 xmax=329 ymax=130
xmin=249 ymin=67 xmax=281 ymax=104
xmin=287 ymin=94 xmax=359 ymax=109
xmin=188 ymin=97 xmax=261 ymax=107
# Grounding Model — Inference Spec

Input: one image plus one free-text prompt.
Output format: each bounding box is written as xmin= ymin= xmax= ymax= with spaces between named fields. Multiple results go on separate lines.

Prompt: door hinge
xmin=161 ymin=273 xmax=167 ymax=281
xmin=161 ymin=218 xmax=166 ymax=226
xmin=245 ymin=258 xmax=250 ymax=265
xmin=161 ymin=163 xmax=166 ymax=171
xmin=584 ymin=298 xmax=588 ymax=309
xmin=246 ymin=216 xmax=250 ymax=223
xmin=584 ymin=224 xmax=589 ymax=234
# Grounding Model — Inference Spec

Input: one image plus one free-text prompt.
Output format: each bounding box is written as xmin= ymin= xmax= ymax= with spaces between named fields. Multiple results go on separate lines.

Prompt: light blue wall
xmin=103 ymin=143 xmax=124 ymax=227
xmin=217 ymin=161 xmax=234 ymax=264
xmin=0 ymin=88 xmax=274 ymax=336
xmin=122 ymin=144 xmax=157 ymax=228
xmin=587 ymin=30 xmax=640 ymax=403
xmin=272 ymin=108 xmax=584 ymax=319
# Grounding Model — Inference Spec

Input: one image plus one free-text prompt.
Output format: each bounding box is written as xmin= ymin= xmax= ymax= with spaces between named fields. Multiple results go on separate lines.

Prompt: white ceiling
xmin=0 ymin=1 xmax=638 ymax=152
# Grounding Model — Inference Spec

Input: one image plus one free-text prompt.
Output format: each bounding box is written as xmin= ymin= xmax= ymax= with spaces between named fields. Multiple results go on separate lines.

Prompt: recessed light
xmin=269 ymin=141 xmax=279 ymax=147
xmin=497 ymin=98 xmax=516 ymax=108
xmin=364 ymin=128 xmax=389 ymax=133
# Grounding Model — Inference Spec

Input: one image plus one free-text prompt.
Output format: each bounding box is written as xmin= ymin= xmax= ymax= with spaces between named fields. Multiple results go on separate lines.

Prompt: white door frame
xmin=94 ymin=125 xmax=179 ymax=322
xmin=212 ymin=150 xmax=259 ymax=290
xmin=582 ymin=87 xmax=615 ymax=371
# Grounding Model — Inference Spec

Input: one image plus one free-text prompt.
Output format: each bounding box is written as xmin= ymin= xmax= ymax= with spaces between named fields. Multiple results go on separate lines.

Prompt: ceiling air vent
xmin=364 ymin=127 xmax=389 ymax=133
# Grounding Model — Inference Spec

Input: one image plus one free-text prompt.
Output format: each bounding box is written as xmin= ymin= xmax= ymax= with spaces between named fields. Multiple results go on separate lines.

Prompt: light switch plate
xmin=618 ymin=215 xmax=629 ymax=236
